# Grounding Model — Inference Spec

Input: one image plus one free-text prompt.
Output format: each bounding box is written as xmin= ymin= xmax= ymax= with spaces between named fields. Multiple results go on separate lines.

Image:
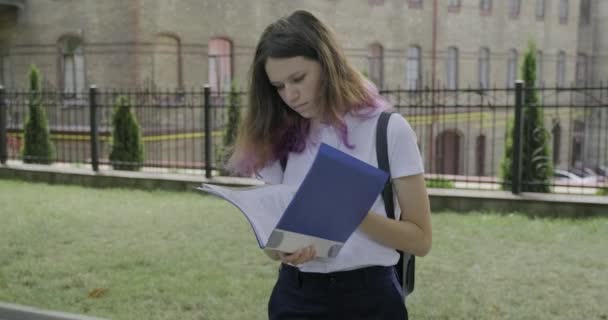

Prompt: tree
xmin=217 ymin=81 xmax=241 ymax=175
xmin=500 ymin=42 xmax=553 ymax=192
xmin=22 ymin=65 xmax=54 ymax=164
xmin=109 ymin=96 xmax=144 ymax=171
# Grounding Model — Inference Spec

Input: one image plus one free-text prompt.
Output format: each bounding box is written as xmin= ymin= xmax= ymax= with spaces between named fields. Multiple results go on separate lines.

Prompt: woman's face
xmin=265 ymin=56 xmax=322 ymax=120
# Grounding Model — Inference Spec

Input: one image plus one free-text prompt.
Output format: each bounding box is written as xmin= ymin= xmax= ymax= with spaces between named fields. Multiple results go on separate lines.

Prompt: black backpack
xmin=279 ymin=111 xmax=415 ymax=296
xmin=376 ymin=111 xmax=415 ymax=297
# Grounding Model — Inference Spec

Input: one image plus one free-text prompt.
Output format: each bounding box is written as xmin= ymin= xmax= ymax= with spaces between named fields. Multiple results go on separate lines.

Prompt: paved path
xmin=0 ymin=302 xmax=108 ymax=320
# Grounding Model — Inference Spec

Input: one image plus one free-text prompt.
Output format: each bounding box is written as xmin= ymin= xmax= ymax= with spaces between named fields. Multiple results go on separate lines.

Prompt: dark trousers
xmin=268 ymin=264 xmax=408 ymax=320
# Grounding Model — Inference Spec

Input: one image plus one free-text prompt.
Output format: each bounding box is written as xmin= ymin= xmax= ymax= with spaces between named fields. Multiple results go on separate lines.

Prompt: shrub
xmin=22 ymin=65 xmax=54 ymax=164
xmin=109 ymin=96 xmax=144 ymax=171
xmin=217 ymin=81 xmax=241 ymax=175
xmin=426 ymin=178 xmax=455 ymax=189
xmin=500 ymin=41 xmax=553 ymax=192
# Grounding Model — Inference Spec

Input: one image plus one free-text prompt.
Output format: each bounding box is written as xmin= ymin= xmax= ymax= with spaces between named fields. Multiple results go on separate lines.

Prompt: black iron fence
xmin=0 ymin=84 xmax=606 ymax=195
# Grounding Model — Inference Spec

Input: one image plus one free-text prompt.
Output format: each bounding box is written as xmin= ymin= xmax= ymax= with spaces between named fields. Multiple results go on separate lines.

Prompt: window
xmin=406 ymin=46 xmax=422 ymax=90
xmin=536 ymin=50 xmax=543 ymax=87
xmin=476 ymin=135 xmax=486 ymax=176
xmin=368 ymin=43 xmax=384 ymax=89
xmin=448 ymin=0 xmax=461 ymax=12
xmin=535 ymin=0 xmax=545 ymax=19
xmin=571 ymin=120 xmax=584 ymax=167
xmin=59 ymin=36 xmax=85 ymax=98
xmin=509 ymin=0 xmax=521 ymax=18
xmin=478 ymin=47 xmax=490 ymax=89
xmin=153 ymin=34 xmax=181 ymax=90
xmin=507 ymin=49 xmax=518 ymax=88
xmin=208 ymin=38 xmax=232 ymax=94
xmin=552 ymin=122 xmax=561 ymax=164
xmin=480 ymin=0 xmax=492 ymax=14
xmin=408 ymin=0 xmax=422 ymax=9
xmin=557 ymin=51 xmax=566 ymax=87
xmin=0 ymin=45 xmax=9 ymax=87
xmin=446 ymin=47 xmax=459 ymax=90
xmin=576 ymin=53 xmax=588 ymax=85
xmin=580 ymin=0 xmax=591 ymax=25
xmin=559 ymin=0 xmax=569 ymax=24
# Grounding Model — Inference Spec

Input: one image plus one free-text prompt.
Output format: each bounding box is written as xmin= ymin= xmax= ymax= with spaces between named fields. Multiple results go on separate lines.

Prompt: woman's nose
xmin=285 ymin=85 xmax=299 ymax=103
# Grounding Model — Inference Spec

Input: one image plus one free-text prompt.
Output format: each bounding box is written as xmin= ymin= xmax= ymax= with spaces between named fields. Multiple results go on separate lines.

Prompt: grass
xmin=0 ymin=179 xmax=606 ymax=320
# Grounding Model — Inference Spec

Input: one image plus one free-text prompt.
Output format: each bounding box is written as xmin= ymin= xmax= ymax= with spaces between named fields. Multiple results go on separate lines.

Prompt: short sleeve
xmin=387 ymin=114 xmax=424 ymax=178
xmin=255 ymin=160 xmax=284 ymax=184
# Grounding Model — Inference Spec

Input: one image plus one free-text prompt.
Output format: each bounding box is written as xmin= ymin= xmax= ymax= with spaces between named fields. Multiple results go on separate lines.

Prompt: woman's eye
xmin=293 ymin=75 xmax=305 ymax=83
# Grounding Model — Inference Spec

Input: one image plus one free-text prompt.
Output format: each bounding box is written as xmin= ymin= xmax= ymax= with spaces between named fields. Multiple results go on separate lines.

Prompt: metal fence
xmin=0 ymin=83 xmax=606 ymax=195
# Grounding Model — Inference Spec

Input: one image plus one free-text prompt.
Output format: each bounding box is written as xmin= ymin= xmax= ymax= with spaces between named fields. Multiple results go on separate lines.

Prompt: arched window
xmin=153 ymin=34 xmax=181 ymax=90
xmin=559 ymin=0 xmax=569 ymax=24
xmin=435 ymin=129 xmax=462 ymax=175
xmin=478 ymin=47 xmax=490 ymax=89
xmin=552 ymin=122 xmax=561 ymax=164
xmin=536 ymin=0 xmax=545 ymax=19
xmin=208 ymin=38 xmax=232 ymax=94
xmin=557 ymin=51 xmax=566 ymax=87
xmin=576 ymin=53 xmax=588 ymax=86
xmin=480 ymin=0 xmax=492 ymax=14
xmin=476 ymin=135 xmax=486 ymax=176
xmin=509 ymin=0 xmax=521 ymax=18
xmin=580 ymin=0 xmax=591 ymax=25
xmin=0 ymin=43 xmax=9 ymax=87
xmin=506 ymin=49 xmax=518 ymax=88
xmin=446 ymin=47 xmax=459 ymax=90
xmin=406 ymin=46 xmax=422 ymax=90
xmin=368 ymin=43 xmax=384 ymax=89
xmin=536 ymin=50 xmax=543 ymax=87
xmin=59 ymin=36 xmax=85 ymax=97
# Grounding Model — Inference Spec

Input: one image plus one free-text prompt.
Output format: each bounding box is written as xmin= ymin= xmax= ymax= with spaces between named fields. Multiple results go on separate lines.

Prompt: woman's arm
xmin=358 ymin=173 xmax=432 ymax=256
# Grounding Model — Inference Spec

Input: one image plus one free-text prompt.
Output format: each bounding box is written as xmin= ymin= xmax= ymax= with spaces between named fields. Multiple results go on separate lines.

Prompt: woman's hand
xmin=278 ymin=245 xmax=316 ymax=265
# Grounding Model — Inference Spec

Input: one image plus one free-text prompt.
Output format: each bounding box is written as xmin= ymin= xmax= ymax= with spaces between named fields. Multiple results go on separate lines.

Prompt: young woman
xmin=227 ymin=10 xmax=431 ymax=320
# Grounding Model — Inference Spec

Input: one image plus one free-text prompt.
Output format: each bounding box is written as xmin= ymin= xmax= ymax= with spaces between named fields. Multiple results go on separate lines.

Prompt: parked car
xmin=553 ymin=169 xmax=601 ymax=186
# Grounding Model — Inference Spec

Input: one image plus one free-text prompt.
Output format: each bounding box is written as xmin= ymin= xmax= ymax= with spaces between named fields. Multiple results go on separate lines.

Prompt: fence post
xmin=0 ymin=86 xmax=6 ymax=165
xmin=204 ymin=85 xmax=212 ymax=179
xmin=89 ymin=85 xmax=99 ymax=172
xmin=511 ymin=80 xmax=524 ymax=194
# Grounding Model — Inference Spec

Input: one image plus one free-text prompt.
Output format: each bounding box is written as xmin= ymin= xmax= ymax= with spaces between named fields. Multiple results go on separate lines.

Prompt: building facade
xmin=0 ymin=0 xmax=606 ymax=176
xmin=1 ymin=0 xmax=605 ymax=90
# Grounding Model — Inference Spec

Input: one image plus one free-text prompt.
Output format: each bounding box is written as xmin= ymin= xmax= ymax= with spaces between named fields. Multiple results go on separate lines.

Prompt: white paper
xmin=198 ymin=184 xmax=296 ymax=246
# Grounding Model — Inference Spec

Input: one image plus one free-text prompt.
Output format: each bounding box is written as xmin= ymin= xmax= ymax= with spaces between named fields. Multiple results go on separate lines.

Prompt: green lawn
xmin=0 ymin=179 xmax=606 ymax=320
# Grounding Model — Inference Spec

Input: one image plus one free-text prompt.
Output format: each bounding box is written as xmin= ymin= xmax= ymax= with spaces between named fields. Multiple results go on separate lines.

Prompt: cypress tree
xmin=224 ymin=80 xmax=241 ymax=150
xmin=109 ymin=96 xmax=144 ymax=171
xmin=218 ymin=81 xmax=241 ymax=175
xmin=500 ymin=42 xmax=553 ymax=192
xmin=22 ymin=65 xmax=54 ymax=164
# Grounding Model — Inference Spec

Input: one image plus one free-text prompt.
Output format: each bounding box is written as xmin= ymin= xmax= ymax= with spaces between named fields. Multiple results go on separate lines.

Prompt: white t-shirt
xmin=257 ymin=111 xmax=424 ymax=273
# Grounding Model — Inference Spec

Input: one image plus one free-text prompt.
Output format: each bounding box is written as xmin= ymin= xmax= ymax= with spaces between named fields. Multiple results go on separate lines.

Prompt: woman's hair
xmin=227 ymin=10 xmax=389 ymax=175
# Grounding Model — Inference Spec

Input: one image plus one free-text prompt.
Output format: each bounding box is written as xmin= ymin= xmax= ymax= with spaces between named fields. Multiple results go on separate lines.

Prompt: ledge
xmin=0 ymin=163 xmax=606 ymax=218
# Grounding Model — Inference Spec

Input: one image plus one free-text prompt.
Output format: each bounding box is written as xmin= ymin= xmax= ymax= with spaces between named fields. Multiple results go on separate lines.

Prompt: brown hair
xmin=228 ymin=10 xmax=378 ymax=175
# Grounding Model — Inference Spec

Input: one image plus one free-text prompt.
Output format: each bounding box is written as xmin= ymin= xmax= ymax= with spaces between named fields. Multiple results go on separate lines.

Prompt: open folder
xmin=198 ymin=143 xmax=388 ymax=258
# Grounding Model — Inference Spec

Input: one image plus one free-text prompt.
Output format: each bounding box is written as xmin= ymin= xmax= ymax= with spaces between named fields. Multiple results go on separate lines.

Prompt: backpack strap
xmin=279 ymin=156 xmax=287 ymax=172
xmin=376 ymin=111 xmax=415 ymax=297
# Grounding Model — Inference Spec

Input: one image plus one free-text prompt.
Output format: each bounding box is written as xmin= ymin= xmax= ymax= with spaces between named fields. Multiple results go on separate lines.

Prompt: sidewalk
xmin=0 ymin=302 xmax=108 ymax=320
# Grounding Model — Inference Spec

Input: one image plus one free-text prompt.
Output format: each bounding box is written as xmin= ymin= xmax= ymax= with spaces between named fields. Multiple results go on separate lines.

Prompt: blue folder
xmin=267 ymin=143 xmax=389 ymax=257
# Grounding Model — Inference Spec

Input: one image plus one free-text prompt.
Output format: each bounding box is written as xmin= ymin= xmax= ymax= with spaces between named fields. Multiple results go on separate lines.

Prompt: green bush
xmin=500 ymin=41 xmax=553 ymax=192
xmin=217 ymin=81 xmax=241 ymax=175
xmin=109 ymin=96 xmax=144 ymax=171
xmin=426 ymin=178 xmax=455 ymax=189
xmin=22 ymin=65 xmax=54 ymax=164
xmin=597 ymin=187 xmax=608 ymax=196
